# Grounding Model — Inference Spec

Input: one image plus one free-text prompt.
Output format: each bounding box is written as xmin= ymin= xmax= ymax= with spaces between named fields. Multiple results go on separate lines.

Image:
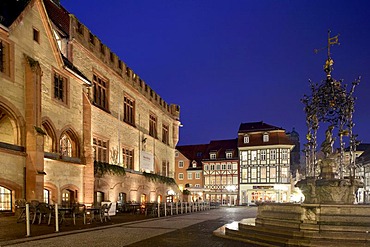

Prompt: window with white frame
xmin=282 ymin=149 xmax=288 ymax=160
xmin=210 ymin=164 xmax=215 ymax=170
xmin=210 ymin=153 xmax=216 ymax=160
xmin=178 ymin=160 xmax=184 ymax=168
xmin=226 ymin=152 xmax=232 ymax=159
xmin=270 ymin=149 xmax=276 ymax=160
xmin=263 ymin=132 xmax=269 ymax=142
xmin=188 ymin=172 xmax=193 ymax=180
xmin=178 ymin=173 xmax=184 ymax=180
xmin=195 ymin=172 xmax=200 ymax=179
xmin=244 ymin=135 xmax=249 ymax=144
xmin=251 ymin=150 xmax=257 ymax=161
xmin=242 ymin=152 xmax=248 ymax=161
xmin=261 ymin=150 xmax=266 ymax=161
xmin=192 ymin=161 xmax=197 ymax=168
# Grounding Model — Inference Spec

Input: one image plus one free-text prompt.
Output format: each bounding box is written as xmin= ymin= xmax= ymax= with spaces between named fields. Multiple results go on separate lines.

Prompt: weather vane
xmin=313 ymin=30 xmax=340 ymax=78
xmin=314 ymin=30 xmax=340 ymax=57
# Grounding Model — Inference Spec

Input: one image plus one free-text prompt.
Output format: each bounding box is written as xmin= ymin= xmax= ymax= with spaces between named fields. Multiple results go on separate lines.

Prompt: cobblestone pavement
xmin=0 ymin=206 xmax=258 ymax=247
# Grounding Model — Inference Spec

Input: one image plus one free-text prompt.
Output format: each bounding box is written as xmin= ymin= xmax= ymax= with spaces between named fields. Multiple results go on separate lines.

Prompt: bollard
xmin=55 ymin=203 xmax=59 ymax=232
xmin=164 ymin=202 xmax=167 ymax=217
xmin=181 ymin=201 xmax=183 ymax=214
xmin=157 ymin=203 xmax=160 ymax=218
xmin=185 ymin=202 xmax=187 ymax=213
xmin=170 ymin=202 xmax=173 ymax=216
xmin=25 ymin=203 xmax=31 ymax=237
xmin=176 ymin=202 xmax=178 ymax=215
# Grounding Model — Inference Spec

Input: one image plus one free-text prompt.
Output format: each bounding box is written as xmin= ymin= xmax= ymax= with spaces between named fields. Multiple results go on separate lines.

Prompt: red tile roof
xmin=43 ymin=0 xmax=70 ymax=35
xmin=238 ymin=121 xmax=283 ymax=133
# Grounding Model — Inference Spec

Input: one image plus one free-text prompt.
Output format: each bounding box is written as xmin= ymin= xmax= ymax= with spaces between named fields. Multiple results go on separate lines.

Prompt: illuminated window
xmin=270 ymin=149 xmax=276 ymax=160
xmin=244 ymin=135 xmax=249 ymax=143
xmin=282 ymin=149 xmax=288 ymax=160
xmin=195 ymin=172 xmax=200 ymax=179
xmin=242 ymin=152 xmax=248 ymax=161
xmin=210 ymin=153 xmax=216 ymax=160
xmin=93 ymin=137 xmax=108 ymax=162
xmin=178 ymin=173 xmax=184 ymax=180
xmin=0 ymin=186 xmax=11 ymax=211
xmin=261 ymin=167 xmax=267 ymax=179
xmin=192 ymin=161 xmax=197 ymax=168
xmin=226 ymin=152 xmax=232 ymax=159
xmin=251 ymin=151 xmax=257 ymax=161
xmin=60 ymin=133 xmax=72 ymax=157
xmin=251 ymin=168 xmax=257 ymax=178
xmin=261 ymin=150 xmax=266 ymax=161
xmin=263 ymin=133 xmax=269 ymax=142
xmin=44 ymin=189 xmax=50 ymax=204
xmin=93 ymin=74 xmax=109 ymax=110
xmin=188 ymin=172 xmax=192 ymax=180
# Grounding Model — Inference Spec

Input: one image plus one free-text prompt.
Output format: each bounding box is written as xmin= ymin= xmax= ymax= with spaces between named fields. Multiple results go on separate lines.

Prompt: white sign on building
xmin=140 ymin=151 xmax=154 ymax=172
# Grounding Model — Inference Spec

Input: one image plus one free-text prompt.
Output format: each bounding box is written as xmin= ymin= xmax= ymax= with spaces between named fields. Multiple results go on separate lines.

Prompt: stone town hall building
xmin=0 ymin=0 xmax=181 ymax=212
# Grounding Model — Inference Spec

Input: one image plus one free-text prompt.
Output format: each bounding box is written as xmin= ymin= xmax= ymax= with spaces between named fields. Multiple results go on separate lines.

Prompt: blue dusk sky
xmin=61 ymin=0 xmax=370 ymax=147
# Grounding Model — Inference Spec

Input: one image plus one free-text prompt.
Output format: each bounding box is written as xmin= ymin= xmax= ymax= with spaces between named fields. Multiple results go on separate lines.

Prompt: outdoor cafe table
xmin=58 ymin=207 xmax=73 ymax=224
xmin=86 ymin=207 xmax=101 ymax=223
xmin=129 ymin=204 xmax=142 ymax=214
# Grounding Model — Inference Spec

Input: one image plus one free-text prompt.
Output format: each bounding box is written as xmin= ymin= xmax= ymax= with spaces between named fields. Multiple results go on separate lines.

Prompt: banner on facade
xmin=140 ymin=151 xmax=154 ymax=171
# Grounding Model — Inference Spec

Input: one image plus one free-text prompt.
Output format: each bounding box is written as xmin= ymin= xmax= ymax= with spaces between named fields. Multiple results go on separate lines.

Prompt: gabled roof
xmin=43 ymin=0 xmax=70 ymax=35
xmin=238 ymin=121 xmax=284 ymax=133
xmin=205 ymin=139 xmax=238 ymax=160
xmin=357 ymin=146 xmax=370 ymax=164
xmin=177 ymin=144 xmax=209 ymax=161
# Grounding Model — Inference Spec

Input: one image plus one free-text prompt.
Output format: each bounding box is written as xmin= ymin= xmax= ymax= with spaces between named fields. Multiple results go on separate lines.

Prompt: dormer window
xmin=244 ymin=135 xmax=249 ymax=144
xmin=210 ymin=153 xmax=216 ymax=160
xmin=263 ymin=132 xmax=269 ymax=142
xmin=226 ymin=152 xmax=232 ymax=159
xmin=192 ymin=160 xmax=197 ymax=168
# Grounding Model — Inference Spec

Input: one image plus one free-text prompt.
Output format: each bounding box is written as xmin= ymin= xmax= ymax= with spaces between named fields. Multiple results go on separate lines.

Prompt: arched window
xmin=42 ymin=121 xmax=56 ymax=153
xmin=0 ymin=109 xmax=16 ymax=145
xmin=0 ymin=186 xmax=12 ymax=211
xmin=59 ymin=129 xmax=79 ymax=158
xmin=44 ymin=189 xmax=50 ymax=204
xmin=60 ymin=133 xmax=72 ymax=157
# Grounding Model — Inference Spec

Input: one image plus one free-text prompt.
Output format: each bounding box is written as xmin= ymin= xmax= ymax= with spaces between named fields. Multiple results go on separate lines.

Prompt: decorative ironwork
xmin=301 ymin=30 xmax=360 ymax=179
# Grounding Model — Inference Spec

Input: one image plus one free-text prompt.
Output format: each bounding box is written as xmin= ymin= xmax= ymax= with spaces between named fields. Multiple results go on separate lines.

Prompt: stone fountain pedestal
xmin=216 ymin=178 xmax=370 ymax=246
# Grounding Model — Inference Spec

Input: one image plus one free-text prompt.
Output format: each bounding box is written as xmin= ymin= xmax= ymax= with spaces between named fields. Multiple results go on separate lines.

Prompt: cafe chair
xmin=72 ymin=204 xmax=86 ymax=225
xmin=100 ymin=203 xmax=112 ymax=222
xmin=37 ymin=203 xmax=52 ymax=225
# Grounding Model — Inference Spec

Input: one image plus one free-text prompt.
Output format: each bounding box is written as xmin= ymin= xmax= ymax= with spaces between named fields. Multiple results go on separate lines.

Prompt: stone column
xmin=24 ymin=55 xmax=44 ymax=201
xmin=82 ymin=91 xmax=94 ymax=204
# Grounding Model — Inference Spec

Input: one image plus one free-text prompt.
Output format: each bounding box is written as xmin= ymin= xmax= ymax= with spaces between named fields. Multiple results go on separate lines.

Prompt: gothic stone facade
xmin=0 ymin=0 xmax=180 ymax=212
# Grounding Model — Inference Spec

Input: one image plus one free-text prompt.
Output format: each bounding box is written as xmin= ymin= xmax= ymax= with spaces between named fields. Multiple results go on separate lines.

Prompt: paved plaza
xmin=0 ymin=207 xmax=257 ymax=247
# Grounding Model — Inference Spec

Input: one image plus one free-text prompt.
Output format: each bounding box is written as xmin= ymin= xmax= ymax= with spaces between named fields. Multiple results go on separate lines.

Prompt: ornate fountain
xmin=298 ymin=31 xmax=363 ymax=204
xmin=219 ymin=32 xmax=370 ymax=246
